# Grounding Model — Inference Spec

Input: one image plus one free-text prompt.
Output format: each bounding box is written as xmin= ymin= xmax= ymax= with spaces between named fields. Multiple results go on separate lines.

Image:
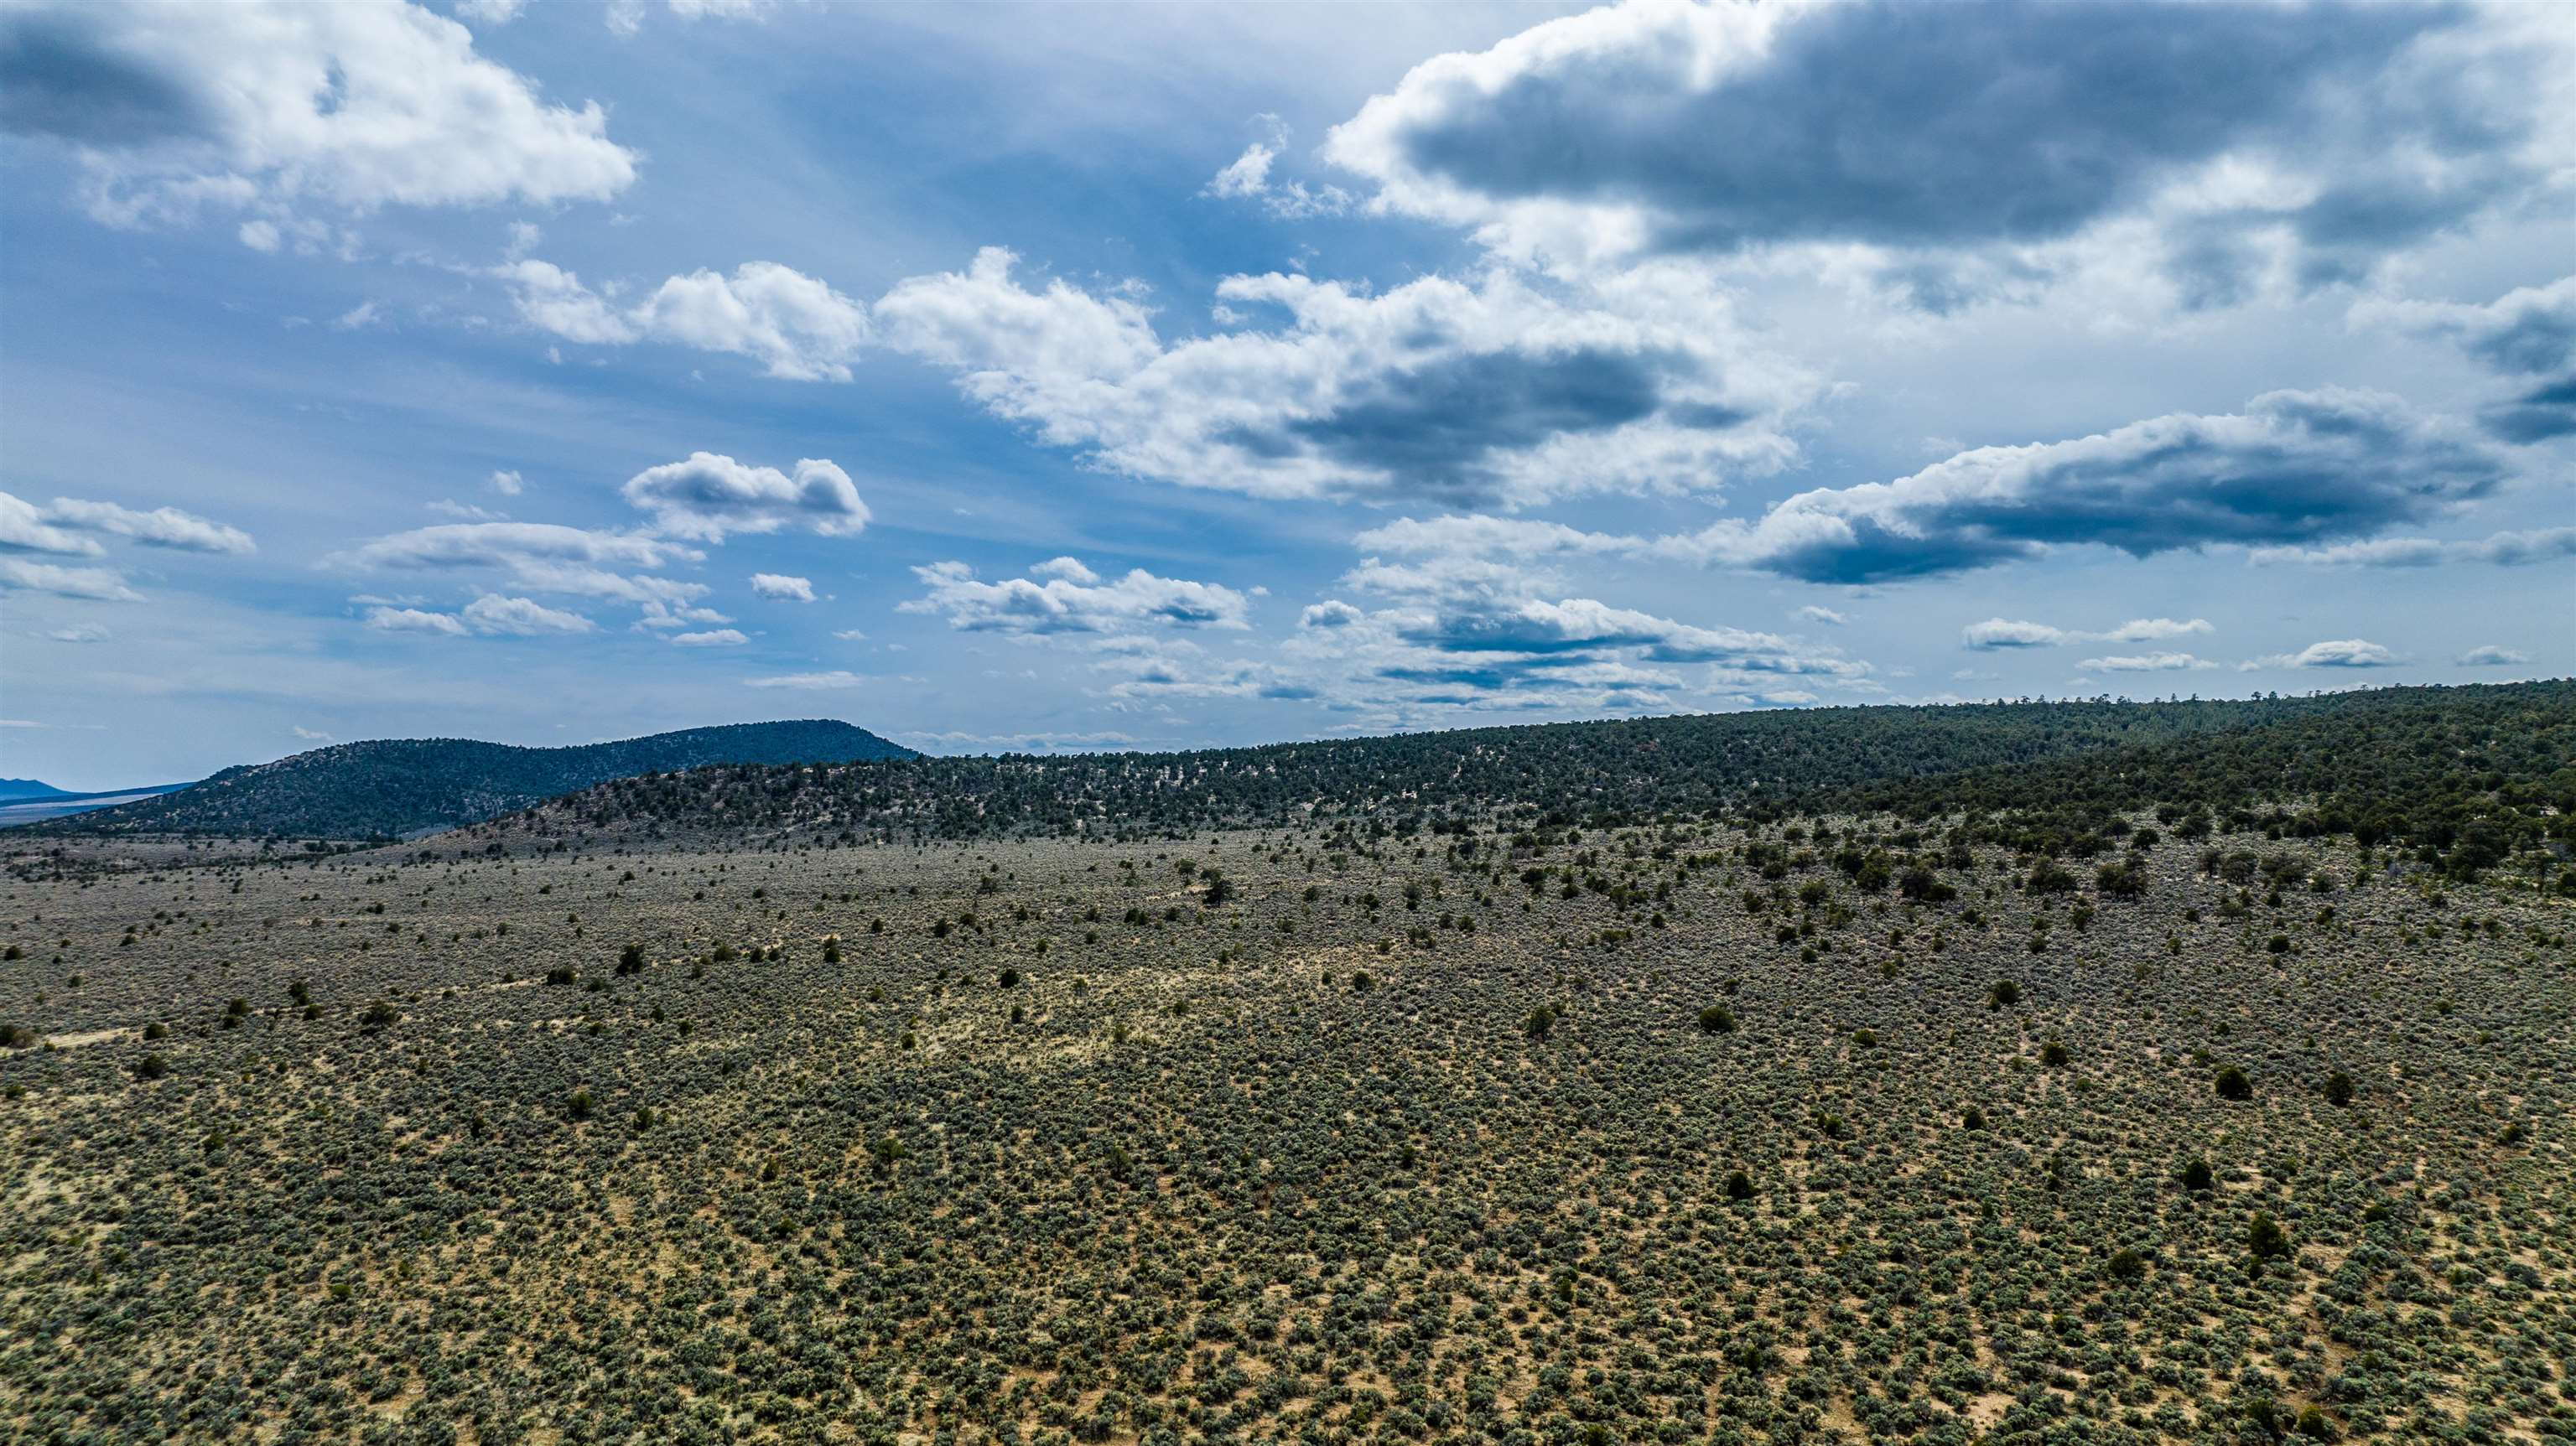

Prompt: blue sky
xmin=2 ymin=0 xmax=2568 ymax=790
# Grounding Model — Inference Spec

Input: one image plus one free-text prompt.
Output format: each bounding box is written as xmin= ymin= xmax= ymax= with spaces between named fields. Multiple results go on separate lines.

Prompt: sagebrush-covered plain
xmin=3 ymin=686 xmax=2570 ymax=1446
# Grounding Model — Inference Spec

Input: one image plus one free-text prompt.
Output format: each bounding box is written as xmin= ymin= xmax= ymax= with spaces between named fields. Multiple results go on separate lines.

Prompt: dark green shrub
xmin=2247 ymin=1210 xmax=2290 ymax=1258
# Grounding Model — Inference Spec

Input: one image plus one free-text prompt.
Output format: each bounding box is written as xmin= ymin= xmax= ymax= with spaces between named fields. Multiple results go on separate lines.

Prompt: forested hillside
xmin=483 ymin=683 xmax=2573 ymax=884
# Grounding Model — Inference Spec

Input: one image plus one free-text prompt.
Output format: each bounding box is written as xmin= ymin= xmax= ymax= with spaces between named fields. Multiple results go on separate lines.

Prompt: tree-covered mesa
xmin=473 ymin=682 xmax=2573 ymax=892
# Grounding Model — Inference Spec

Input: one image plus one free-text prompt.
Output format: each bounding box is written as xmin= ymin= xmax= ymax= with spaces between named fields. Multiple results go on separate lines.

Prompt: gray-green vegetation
xmin=1 ymin=686 xmax=2569 ymax=1445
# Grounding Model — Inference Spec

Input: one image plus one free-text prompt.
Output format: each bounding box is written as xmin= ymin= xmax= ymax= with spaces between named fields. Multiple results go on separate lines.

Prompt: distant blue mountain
xmin=27 ymin=719 xmax=917 ymax=838
xmin=0 ymin=778 xmax=72 ymax=801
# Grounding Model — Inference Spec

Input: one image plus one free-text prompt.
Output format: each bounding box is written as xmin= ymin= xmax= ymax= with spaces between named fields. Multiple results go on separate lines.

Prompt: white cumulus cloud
xmin=902 ymin=559 xmax=1253 ymax=635
xmin=3 ymin=0 xmax=637 ymax=235
xmin=498 ymin=259 xmax=869 ymax=380
xmin=873 ymin=247 xmax=1808 ymax=506
xmin=2246 ymin=639 xmax=2403 ymax=670
xmin=2075 ymin=652 xmax=2215 ymax=672
xmin=2456 ymin=644 xmax=2527 ymax=667
xmin=750 ymin=573 xmax=817 ymax=602
xmin=460 ymin=593 xmax=595 ymax=635
xmin=621 ymin=453 xmax=870 ymax=542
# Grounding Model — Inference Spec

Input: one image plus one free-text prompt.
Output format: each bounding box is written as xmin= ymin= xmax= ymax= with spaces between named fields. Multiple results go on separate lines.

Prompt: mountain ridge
xmin=21 ymin=720 xmax=917 ymax=840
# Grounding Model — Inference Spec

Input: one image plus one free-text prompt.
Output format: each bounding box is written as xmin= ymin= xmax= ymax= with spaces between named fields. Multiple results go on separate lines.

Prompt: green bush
xmin=2246 ymin=1210 xmax=2290 ymax=1259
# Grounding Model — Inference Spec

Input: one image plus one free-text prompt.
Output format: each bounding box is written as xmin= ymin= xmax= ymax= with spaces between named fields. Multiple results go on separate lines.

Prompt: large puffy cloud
xmin=635 ymin=263 xmax=870 ymax=381
xmin=1360 ymin=391 xmax=2516 ymax=588
xmin=620 ymin=453 xmax=870 ymax=542
xmin=1 ymin=490 xmax=253 ymax=556
xmin=1327 ymin=0 xmax=2562 ymax=303
xmin=872 ymin=248 xmax=1806 ymax=505
xmin=2249 ymin=526 xmax=2576 ymax=568
xmin=507 ymin=245 xmax=1806 ymax=505
xmin=500 ymin=261 xmax=870 ymax=381
xmin=1670 ymin=389 xmax=2509 ymax=583
xmin=901 ymin=559 xmax=1253 ymax=635
xmin=2 ymin=0 xmax=635 ymax=233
